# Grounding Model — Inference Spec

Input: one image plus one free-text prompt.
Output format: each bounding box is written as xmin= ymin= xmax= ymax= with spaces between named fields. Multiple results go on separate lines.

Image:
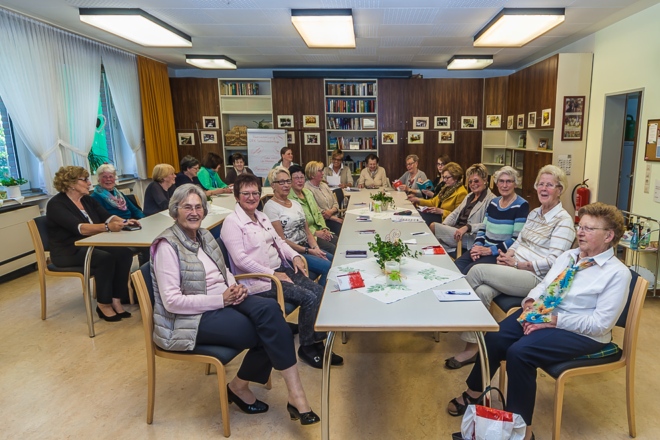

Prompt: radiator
xmin=0 ymin=205 xmax=39 ymax=277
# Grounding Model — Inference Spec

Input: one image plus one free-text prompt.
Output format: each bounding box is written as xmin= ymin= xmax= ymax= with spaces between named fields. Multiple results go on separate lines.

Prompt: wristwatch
xmin=304 ymin=247 xmax=309 ymax=254
xmin=514 ymin=261 xmax=518 ymax=269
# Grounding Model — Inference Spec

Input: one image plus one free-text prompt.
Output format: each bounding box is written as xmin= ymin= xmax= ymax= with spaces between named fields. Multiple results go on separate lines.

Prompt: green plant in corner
xmin=367 ymin=233 xmax=420 ymax=270
xmin=253 ymin=119 xmax=272 ymax=129
xmin=0 ymin=176 xmax=28 ymax=186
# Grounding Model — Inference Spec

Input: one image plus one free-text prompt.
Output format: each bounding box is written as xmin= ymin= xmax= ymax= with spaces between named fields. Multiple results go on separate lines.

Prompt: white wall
xmin=585 ymin=3 xmax=660 ymax=218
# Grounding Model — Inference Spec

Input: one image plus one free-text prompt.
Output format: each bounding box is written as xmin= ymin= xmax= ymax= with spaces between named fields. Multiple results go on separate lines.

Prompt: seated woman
xmin=90 ymin=163 xmax=144 ymax=220
xmin=288 ymin=164 xmax=337 ymax=255
xmin=453 ymin=166 xmax=529 ymax=275
xmin=197 ymin=152 xmax=232 ymax=195
xmin=152 ymin=184 xmax=319 ymax=424
xmin=323 ymin=149 xmax=353 ymax=188
xmin=397 ymin=154 xmax=428 ymax=195
xmin=447 ymin=203 xmax=630 ymax=440
xmin=175 ymin=155 xmax=226 ymax=197
xmin=446 ymin=165 xmax=576 ymax=369
xmin=420 ymin=154 xmax=451 ymax=199
xmin=305 ymin=161 xmax=343 ymax=236
xmin=46 ymin=166 xmax=139 ymax=321
xmin=409 ymin=162 xmax=467 ymax=226
xmin=143 ymin=163 xmax=176 ymax=216
xmin=357 ymin=153 xmax=387 ymax=189
xmin=429 ymin=163 xmax=495 ymax=256
xmin=225 ymin=152 xmax=258 ymax=187
xmin=265 ymin=147 xmax=298 ymax=187
xmin=263 ymin=167 xmax=332 ymax=286
xmin=221 ymin=174 xmax=342 ymax=370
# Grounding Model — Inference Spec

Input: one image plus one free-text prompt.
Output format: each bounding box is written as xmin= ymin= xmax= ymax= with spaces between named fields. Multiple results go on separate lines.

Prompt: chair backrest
xmin=125 ymin=193 xmax=141 ymax=209
xmin=216 ymin=236 xmax=233 ymax=270
xmin=258 ymin=194 xmax=273 ymax=211
xmin=131 ymin=263 xmax=157 ymax=358
xmin=27 ymin=217 xmax=48 ymax=271
xmin=32 ymin=216 xmax=51 ymax=252
xmin=617 ymin=269 xmax=640 ymax=328
xmin=332 ymin=187 xmax=344 ymax=209
xmin=620 ymin=270 xmax=649 ymax=362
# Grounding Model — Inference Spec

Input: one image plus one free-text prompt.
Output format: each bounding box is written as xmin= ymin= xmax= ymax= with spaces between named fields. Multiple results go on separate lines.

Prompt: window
xmin=0 ymin=97 xmax=21 ymax=181
xmin=89 ymin=69 xmax=117 ymax=173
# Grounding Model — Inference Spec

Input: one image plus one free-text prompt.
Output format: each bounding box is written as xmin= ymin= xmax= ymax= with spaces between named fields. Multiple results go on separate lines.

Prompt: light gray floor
xmin=1 ymin=269 xmax=658 ymax=439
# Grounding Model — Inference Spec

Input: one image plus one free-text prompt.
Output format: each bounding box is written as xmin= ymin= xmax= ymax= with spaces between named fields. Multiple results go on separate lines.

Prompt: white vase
xmin=385 ymin=260 xmax=402 ymax=285
xmin=7 ymin=186 xmax=21 ymax=199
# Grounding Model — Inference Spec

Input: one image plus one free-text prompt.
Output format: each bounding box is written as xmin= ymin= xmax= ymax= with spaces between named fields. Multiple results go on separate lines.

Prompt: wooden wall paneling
xmin=537 ymin=55 xmax=558 ymax=127
xmin=484 ymin=76 xmax=508 ymax=128
xmin=522 ymin=151 xmax=552 ymax=210
xmin=378 ymin=131 xmax=406 ymax=183
xmin=296 ymin=78 xmax=325 ymax=130
xmin=300 ymin=144 xmax=325 ymax=166
xmin=377 ymin=78 xmax=408 ymax=131
xmin=453 ymin=131 xmax=483 ymax=173
xmin=272 ymin=78 xmax=298 ymax=127
xmin=507 ymin=71 xmax=524 ymax=123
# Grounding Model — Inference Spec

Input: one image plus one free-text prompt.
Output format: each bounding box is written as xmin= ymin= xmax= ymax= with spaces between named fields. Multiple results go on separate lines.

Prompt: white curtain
xmin=101 ymin=47 xmax=146 ymax=178
xmin=0 ymin=10 xmax=104 ymax=193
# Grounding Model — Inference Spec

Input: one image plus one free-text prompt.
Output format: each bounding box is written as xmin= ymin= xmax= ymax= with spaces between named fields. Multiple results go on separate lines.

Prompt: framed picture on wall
xmin=362 ymin=117 xmax=376 ymax=129
xmin=178 ymin=132 xmax=195 ymax=145
xmin=407 ymin=131 xmax=424 ymax=144
xmin=381 ymin=132 xmax=397 ymax=144
xmin=461 ymin=116 xmax=477 ymax=129
xmin=507 ymin=115 xmax=514 ymax=130
xmin=278 ymin=115 xmax=294 ymax=128
xmin=528 ymin=111 xmax=537 ymax=128
xmin=434 ymin=116 xmax=450 ymax=129
xmin=202 ymin=116 xmax=218 ymax=129
xmin=303 ymin=115 xmax=319 ymax=128
xmin=541 ymin=108 xmax=552 ymax=126
xmin=413 ymin=117 xmax=429 ymax=129
xmin=562 ymin=96 xmax=585 ymax=141
xmin=201 ymin=131 xmax=217 ymax=144
xmin=517 ymin=114 xmax=525 ymax=129
xmin=304 ymin=132 xmax=320 ymax=145
xmin=287 ymin=131 xmax=295 ymax=144
xmin=486 ymin=115 xmax=501 ymax=128
xmin=439 ymin=131 xmax=454 ymax=144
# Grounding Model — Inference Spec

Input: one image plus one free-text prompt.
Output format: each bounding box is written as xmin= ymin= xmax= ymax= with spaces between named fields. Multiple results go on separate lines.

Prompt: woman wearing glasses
xmin=447 ymin=203 xmax=629 ymax=440
xmin=323 ymin=149 xmax=353 ymax=188
xmin=418 ymin=154 xmax=451 ymax=199
xmin=397 ymin=154 xmax=428 ymax=194
xmin=46 ymin=166 xmax=140 ymax=321
xmin=446 ymin=165 xmax=575 ymax=369
xmin=408 ymin=162 xmax=467 ymax=225
xmin=221 ymin=173 xmax=343 ymax=370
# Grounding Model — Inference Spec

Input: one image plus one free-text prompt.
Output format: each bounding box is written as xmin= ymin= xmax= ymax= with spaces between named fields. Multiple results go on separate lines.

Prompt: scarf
xmin=438 ymin=180 xmax=462 ymax=203
xmin=93 ymin=185 xmax=127 ymax=211
xmin=518 ymin=255 xmax=596 ymax=324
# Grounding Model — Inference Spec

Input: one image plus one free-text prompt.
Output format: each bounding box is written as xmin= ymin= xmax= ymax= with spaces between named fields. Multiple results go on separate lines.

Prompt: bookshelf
xmin=218 ymin=78 xmax=273 ymax=169
xmin=324 ymin=79 xmax=378 ymax=176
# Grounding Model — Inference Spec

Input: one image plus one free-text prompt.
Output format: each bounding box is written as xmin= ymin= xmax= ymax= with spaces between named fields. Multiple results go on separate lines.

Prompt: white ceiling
xmin=0 ymin=0 xmax=657 ymax=72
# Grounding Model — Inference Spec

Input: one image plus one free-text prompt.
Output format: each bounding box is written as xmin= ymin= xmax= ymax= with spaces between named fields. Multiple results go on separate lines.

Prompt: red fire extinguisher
xmin=572 ymin=179 xmax=590 ymax=223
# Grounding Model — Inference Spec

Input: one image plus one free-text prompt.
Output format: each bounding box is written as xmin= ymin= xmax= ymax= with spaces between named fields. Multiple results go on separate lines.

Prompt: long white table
xmin=315 ymin=189 xmax=499 ymax=439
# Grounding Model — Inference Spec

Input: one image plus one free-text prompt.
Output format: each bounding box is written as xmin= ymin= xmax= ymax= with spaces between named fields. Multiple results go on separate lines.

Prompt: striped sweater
xmin=474 ymin=195 xmax=529 ymax=255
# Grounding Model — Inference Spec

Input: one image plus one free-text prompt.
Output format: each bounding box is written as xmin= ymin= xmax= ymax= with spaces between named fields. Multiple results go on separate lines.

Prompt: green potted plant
xmin=367 ymin=233 xmax=420 ymax=284
xmin=369 ymin=191 xmax=394 ymax=211
xmin=0 ymin=176 xmax=28 ymax=199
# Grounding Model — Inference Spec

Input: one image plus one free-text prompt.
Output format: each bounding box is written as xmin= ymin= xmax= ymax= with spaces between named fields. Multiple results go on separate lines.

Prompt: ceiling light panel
xmin=291 ymin=9 xmax=356 ymax=48
xmin=474 ymin=8 xmax=565 ymax=47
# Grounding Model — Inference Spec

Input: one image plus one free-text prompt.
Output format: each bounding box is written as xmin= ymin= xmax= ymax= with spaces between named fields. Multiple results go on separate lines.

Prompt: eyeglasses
xmin=406 ymin=162 xmax=415 ymax=167
xmin=577 ymin=225 xmax=610 ymax=233
xmin=99 ymin=174 xmax=115 ymax=179
xmin=536 ymin=182 xmax=559 ymax=189
xmin=181 ymin=204 xmax=204 ymax=213
xmin=468 ymin=179 xmax=482 ymax=185
xmin=272 ymin=179 xmax=292 ymax=186
xmin=497 ymin=179 xmax=515 ymax=185
xmin=442 ymin=175 xmax=453 ymax=181
xmin=437 ymin=162 xmax=444 ymax=167
xmin=292 ymin=175 xmax=306 ymax=181
xmin=240 ymin=191 xmax=260 ymax=198
xmin=78 ymin=177 xmax=90 ymax=182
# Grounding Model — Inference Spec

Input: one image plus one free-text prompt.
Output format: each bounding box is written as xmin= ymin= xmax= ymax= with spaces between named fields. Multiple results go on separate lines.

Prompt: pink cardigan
xmin=221 ymin=204 xmax=300 ymax=294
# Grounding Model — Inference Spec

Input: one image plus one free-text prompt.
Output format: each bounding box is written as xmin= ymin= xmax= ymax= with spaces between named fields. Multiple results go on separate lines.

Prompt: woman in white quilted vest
xmin=150 ymin=184 xmax=319 ymax=425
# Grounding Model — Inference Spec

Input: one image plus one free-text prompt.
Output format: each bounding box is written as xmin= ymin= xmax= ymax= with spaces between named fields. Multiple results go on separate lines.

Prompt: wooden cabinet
xmin=522 ymin=150 xmax=553 ymax=210
xmin=505 ymin=55 xmax=558 ymax=129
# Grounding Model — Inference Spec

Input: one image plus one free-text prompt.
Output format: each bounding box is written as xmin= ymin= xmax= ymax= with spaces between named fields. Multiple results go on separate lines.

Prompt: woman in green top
xmin=265 ymin=147 xmax=298 ymax=186
xmin=197 ymin=152 xmax=232 ymax=194
xmin=288 ymin=165 xmax=336 ymax=255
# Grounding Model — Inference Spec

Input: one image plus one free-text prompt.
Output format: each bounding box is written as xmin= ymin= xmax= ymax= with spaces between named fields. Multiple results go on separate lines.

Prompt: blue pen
xmin=447 ymin=290 xmax=471 ymax=295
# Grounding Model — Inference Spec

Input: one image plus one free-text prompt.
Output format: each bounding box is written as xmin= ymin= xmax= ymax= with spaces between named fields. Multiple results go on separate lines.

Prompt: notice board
xmin=644 ymin=119 xmax=660 ymax=162
xmin=247 ymin=129 xmax=287 ymax=177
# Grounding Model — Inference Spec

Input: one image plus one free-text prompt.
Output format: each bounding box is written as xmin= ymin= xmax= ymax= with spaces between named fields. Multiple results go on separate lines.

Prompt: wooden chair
xmin=497 ymin=270 xmax=648 ymax=440
xmin=130 ymin=262 xmax=285 ymax=437
xmin=27 ymin=216 xmax=95 ymax=321
xmin=257 ymin=193 xmax=273 ymax=211
xmin=125 ymin=193 xmax=141 ymax=209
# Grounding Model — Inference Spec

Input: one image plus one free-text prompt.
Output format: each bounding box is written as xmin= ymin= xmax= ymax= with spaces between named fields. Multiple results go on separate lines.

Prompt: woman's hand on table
xmin=223 ymin=283 xmax=248 ymax=306
xmin=107 ymin=217 xmax=126 ymax=232
xmin=454 ymin=226 xmax=468 ymax=242
xmin=291 ymin=256 xmax=307 ymax=276
xmin=274 ymin=271 xmax=293 ymax=284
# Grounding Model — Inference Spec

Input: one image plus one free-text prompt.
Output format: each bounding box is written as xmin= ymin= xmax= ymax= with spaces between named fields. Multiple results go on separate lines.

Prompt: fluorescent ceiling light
xmin=447 ymin=55 xmax=493 ymax=70
xmin=474 ymin=8 xmax=565 ymax=47
xmin=291 ymin=9 xmax=356 ymax=48
xmin=79 ymin=8 xmax=192 ymax=47
xmin=186 ymin=55 xmax=237 ymax=70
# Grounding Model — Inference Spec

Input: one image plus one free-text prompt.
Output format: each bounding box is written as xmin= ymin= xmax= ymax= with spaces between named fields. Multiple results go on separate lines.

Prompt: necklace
xmin=272 ymin=195 xmax=291 ymax=206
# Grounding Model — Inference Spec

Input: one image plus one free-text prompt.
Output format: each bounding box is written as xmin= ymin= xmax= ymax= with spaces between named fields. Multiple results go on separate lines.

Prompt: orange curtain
xmin=137 ymin=56 xmax=178 ymax=176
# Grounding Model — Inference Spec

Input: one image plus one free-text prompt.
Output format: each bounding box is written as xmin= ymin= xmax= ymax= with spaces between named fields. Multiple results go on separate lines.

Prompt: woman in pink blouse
xmin=221 ymin=174 xmax=344 ymax=370
xmin=151 ymin=184 xmax=319 ymax=425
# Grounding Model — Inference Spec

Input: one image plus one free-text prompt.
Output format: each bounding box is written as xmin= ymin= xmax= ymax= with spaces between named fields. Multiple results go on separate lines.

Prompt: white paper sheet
xmin=433 ymin=289 xmax=481 ymax=302
xmin=326 ymin=175 xmax=341 ymax=187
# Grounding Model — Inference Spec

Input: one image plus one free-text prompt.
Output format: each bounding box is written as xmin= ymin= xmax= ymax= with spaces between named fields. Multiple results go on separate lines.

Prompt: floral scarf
xmin=437 ymin=179 xmax=462 ymax=203
xmin=518 ymin=255 xmax=596 ymax=324
xmin=93 ymin=185 xmax=127 ymax=211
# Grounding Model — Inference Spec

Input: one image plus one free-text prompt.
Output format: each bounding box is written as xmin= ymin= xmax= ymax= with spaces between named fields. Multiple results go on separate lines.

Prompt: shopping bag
xmin=460 ymin=387 xmax=526 ymax=440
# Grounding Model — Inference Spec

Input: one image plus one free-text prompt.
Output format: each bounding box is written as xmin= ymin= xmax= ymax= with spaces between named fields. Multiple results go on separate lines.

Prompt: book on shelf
xmin=326 ymin=99 xmax=376 ymax=113
xmin=328 ymin=136 xmax=376 ymax=150
xmin=221 ymin=82 xmax=260 ymax=96
xmin=325 ymin=82 xmax=376 ymax=97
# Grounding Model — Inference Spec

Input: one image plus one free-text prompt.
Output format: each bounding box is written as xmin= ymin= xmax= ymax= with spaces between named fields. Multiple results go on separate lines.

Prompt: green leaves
xmin=0 ymin=176 xmax=28 ymax=186
xmin=367 ymin=233 xmax=421 ymax=270
xmin=370 ymin=191 xmax=394 ymax=204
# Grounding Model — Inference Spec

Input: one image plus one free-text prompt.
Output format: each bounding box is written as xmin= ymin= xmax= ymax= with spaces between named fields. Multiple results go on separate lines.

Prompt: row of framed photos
xmin=383 ymin=131 xmax=455 ymax=144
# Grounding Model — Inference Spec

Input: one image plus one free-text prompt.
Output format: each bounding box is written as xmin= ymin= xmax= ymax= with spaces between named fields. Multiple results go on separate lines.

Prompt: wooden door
xmin=522 ymin=151 xmax=552 ymax=210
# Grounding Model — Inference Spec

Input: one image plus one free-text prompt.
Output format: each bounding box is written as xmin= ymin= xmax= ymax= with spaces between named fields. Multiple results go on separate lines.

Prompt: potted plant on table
xmin=368 ymin=233 xmax=420 ymax=285
xmin=369 ymin=191 xmax=394 ymax=212
xmin=0 ymin=176 xmax=28 ymax=199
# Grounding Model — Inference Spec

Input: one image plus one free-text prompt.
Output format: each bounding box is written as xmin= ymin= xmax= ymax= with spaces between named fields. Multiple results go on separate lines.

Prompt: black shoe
xmin=298 ymin=345 xmax=323 ymax=369
xmin=287 ymin=322 xmax=299 ymax=335
xmin=115 ymin=310 xmax=132 ymax=318
xmin=315 ymin=342 xmax=343 ymax=366
xmin=96 ymin=306 xmax=121 ymax=322
xmin=226 ymin=385 xmax=268 ymax=414
xmin=287 ymin=402 xmax=320 ymax=425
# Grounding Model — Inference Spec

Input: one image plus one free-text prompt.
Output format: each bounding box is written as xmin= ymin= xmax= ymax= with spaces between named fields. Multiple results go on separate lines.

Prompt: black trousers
xmin=51 ymin=246 xmax=134 ymax=304
xmin=465 ymin=309 xmax=606 ymax=425
xmin=420 ymin=210 xmax=443 ymax=227
xmin=317 ymin=233 xmax=337 ymax=254
xmin=453 ymin=252 xmax=498 ymax=275
xmin=196 ymin=295 xmax=296 ymax=385
xmin=256 ymin=266 xmax=326 ymax=347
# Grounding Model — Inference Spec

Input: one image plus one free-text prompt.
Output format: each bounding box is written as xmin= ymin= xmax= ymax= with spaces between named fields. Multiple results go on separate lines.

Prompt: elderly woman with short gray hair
xmin=90 ymin=163 xmax=144 ymax=220
xmin=151 ymin=184 xmax=319 ymax=424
